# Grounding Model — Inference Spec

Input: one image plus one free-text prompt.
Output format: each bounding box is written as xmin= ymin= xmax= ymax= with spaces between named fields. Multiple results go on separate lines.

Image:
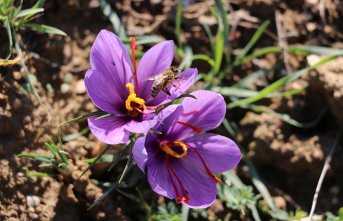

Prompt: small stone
xmin=29 ymin=213 xmax=39 ymax=219
xmin=60 ymin=83 xmax=71 ymax=94
xmin=26 ymin=195 xmax=41 ymax=207
xmin=13 ymin=98 xmax=22 ymax=110
xmin=76 ymin=79 xmax=86 ymax=94
xmin=18 ymin=129 xmax=25 ymax=139
xmin=13 ymin=71 xmax=22 ymax=80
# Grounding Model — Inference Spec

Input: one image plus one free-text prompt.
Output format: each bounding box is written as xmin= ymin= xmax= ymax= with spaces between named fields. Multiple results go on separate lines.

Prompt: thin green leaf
xmin=233 ymin=68 xmax=273 ymax=88
xmin=32 ymin=0 xmax=46 ymax=9
xmin=228 ymin=54 xmax=339 ymax=109
xmin=122 ymin=35 xmax=163 ymax=45
xmin=58 ymin=110 xmax=107 ymax=127
xmin=181 ymin=205 xmax=189 ymax=221
xmin=16 ymin=8 xmax=43 ymax=18
xmin=203 ymin=24 xmax=215 ymax=56
xmin=213 ymin=28 xmax=224 ymax=73
xmin=89 ymin=151 xmax=134 ymax=210
xmin=39 ymin=163 xmax=54 ymax=167
xmin=80 ymin=145 xmax=111 ymax=177
xmin=24 ymin=168 xmax=50 ymax=177
xmin=45 ymin=140 xmax=58 ymax=155
xmin=247 ymin=159 xmax=277 ymax=211
xmin=240 ymin=46 xmax=281 ymax=65
xmin=288 ymin=46 xmax=343 ymax=56
xmin=192 ymin=54 xmax=215 ymax=67
xmin=213 ymin=86 xmax=305 ymax=98
xmin=4 ymin=18 xmax=12 ymax=60
xmin=248 ymin=104 xmax=327 ymax=128
xmin=21 ymin=23 xmax=66 ymax=36
xmin=233 ymin=20 xmax=270 ymax=67
xmin=85 ymin=154 xmax=116 ymax=164
xmin=179 ymin=45 xmax=193 ymax=69
xmin=17 ymin=153 xmax=53 ymax=162
xmin=100 ymin=0 xmax=126 ymax=39
xmin=175 ymin=0 xmax=183 ymax=48
xmin=215 ymin=0 xmax=231 ymax=64
xmin=62 ymin=127 xmax=89 ymax=142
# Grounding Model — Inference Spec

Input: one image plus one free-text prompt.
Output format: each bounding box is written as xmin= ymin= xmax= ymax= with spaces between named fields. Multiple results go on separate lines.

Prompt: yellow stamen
xmin=160 ymin=140 xmax=188 ymax=158
xmin=125 ymin=83 xmax=146 ymax=111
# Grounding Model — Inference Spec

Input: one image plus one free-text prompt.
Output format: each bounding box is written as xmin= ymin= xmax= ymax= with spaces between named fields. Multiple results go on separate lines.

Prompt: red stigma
xmin=177 ymin=121 xmax=202 ymax=133
xmin=188 ymin=144 xmax=221 ymax=183
xmin=165 ymin=155 xmax=190 ymax=204
xmin=130 ymin=37 xmax=139 ymax=95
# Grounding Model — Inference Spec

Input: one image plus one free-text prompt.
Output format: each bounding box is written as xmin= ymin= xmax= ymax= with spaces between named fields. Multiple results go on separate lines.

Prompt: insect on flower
xmin=145 ymin=66 xmax=183 ymax=97
xmin=132 ymin=90 xmax=242 ymax=208
xmin=84 ymin=30 xmax=197 ymax=145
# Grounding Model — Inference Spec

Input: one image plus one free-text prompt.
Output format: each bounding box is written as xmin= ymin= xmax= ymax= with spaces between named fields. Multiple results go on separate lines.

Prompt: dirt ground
xmin=1 ymin=0 xmax=343 ymax=220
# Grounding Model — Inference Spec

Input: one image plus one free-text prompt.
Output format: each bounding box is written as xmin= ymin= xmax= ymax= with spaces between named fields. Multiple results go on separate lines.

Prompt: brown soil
xmin=1 ymin=0 xmax=343 ymax=220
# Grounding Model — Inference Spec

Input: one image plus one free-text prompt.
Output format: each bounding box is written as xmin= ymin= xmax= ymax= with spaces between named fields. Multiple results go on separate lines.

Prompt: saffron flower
xmin=132 ymin=90 xmax=241 ymax=208
xmin=85 ymin=30 xmax=197 ymax=144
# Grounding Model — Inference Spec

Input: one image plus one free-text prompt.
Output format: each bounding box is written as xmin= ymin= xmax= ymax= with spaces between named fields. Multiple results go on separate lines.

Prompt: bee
xmin=146 ymin=66 xmax=182 ymax=97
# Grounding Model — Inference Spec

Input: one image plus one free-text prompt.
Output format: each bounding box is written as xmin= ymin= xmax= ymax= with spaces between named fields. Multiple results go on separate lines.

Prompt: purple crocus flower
xmin=132 ymin=90 xmax=241 ymax=208
xmin=85 ymin=30 xmax=197 ymax=144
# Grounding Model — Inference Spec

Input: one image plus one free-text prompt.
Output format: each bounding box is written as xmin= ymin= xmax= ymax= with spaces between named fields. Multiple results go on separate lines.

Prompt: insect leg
xmin=162 ymin=87 xmax=171 ymax=96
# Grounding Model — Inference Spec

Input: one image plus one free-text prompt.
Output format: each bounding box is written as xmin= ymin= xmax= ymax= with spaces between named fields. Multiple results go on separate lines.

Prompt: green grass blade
xmin=233 ymin=68 xmax=273 ymax=88
xmin=4 ymin=18 xmax=12 ymax=59
xmin=122 ymin=35 xmax=163 ymax=45
xmin=240 ymin=46 xmax=281 ymax=65
xmin=17 ymin=153 xmax=53 ymax=162
xmin=58 ymin=110 xmax=107 ymax=126
xmin=179 ymin=45 xmax=193 ymax=69
xmin=181 ymin=205 xmax=189 ymax=221
xmin=24 ymin=168 xmax=50 ymax=177
xmin=249 ymin=104 xmax=327 ymax=128
xmin=215 ymin=0 xmax=231 ymax=64
xmin=16 ymin=8 xmax=43 ymax=18
xmin=100 ymin=0 xmax=126 ymax=39
xmin=228 ymin=54 xmax=339 ymax=109
xmin=57 ymin=128 xmax=69 ymax=165
xmin=175 ymin=0 xmax=183 ymax=49
xmin=213 ymin=86 xmax=305 ymax=98
xmin=213 ymin=28 xmax=224 ymax=73
xmin=192 ymin=54 xmax=215 ymax=67
xmin=288 ymin=46 xmax=343 ymax=56
xmin=85 ymin=154 xmax=116 ymax=164
xmin=203 ymin=24 xmax=215 ymax=56
xmin=62 ymin=127 xmax=89 ymax=142
xmin=80 ymin=145 xmax=111 ymax=177
xmin=21 ymin=23 xmax=66 ymax=35
xmin=233 ymin=20 xmax=270 ymax=67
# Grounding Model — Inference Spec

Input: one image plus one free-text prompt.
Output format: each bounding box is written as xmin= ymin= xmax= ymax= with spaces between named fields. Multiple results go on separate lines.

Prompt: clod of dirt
xmin=308 ymin=55 xmax=343 ymax=128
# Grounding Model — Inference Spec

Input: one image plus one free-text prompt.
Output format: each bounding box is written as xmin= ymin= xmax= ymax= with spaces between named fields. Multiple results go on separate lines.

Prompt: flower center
xmin=160 ymin=140 xmax=188 ymax=158
xmin=125 ymin=82 xmax=147 ymax=118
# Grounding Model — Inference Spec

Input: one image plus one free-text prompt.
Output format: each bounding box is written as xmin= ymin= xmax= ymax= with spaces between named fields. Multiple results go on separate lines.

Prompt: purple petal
xmin=170 ymin=154 xmax=217 ymax=208
xmin=124 ymin=118 xmax=157 ymax=134
xmin=156 ymin=105 xmax=183 ymax=137
xmin=88 ymin=116 xmax=129 ymax=145
xmin=90 ymin=30 xmax=133 ymax=98
xmin=146 ymin=152 xmax=176 ymax=199
xmin=184 ymin=133 xmax=241 ymax=173
xmin=137 ymin=41 xmax=174 ymax=100
xmin=171 ymin=90 xmax=226 ymax=138
xmin=132 ymin=137 xmax=147 ymax=172
xmin=85 ymin=69 xmax=124 ymax=114
xmin=168 ymin=68 xmax=197 ymax=100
